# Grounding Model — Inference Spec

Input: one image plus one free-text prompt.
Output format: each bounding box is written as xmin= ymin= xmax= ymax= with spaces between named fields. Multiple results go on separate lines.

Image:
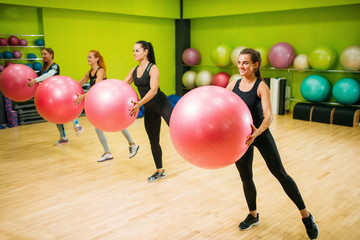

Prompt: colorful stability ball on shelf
xmin=34 ymin=39 xmax=45 ymax=46
xmin=0 ymin=52 xmax=2 ymax=59
xmin=32 ymin=62 xmax=42 ymax=71
xmin=0 ymin=64 xmax=4 ymax=72
xmin=19 ymin=39 xmax=28 ymax=46
xmin=5 ymin=62 xmax=14 ymax=68
xmin=25 ymin=63 xmax=33 ymax=69
xmin=195 ymin=70 xmax=212 ymax=87
xmin=231 ymin=46 xmax=247 ymax=66
xmin=182 ymin=70 xmax=197 ymax=89
xmin=0 ymin=64 xmax=38 ymax=102
xmin=8 ymin=35 xmax=20 ymax=46
xmin=309 ymin=46 xmax=337 ymax=70
xmin=169 ymin=85 xmax=253 ymax=169
xmin=212 ymin=72 xmax=230 ymax=88
xmin=0 ymin=38 xmax=7 ymax=46
xmin=3 ymin=51 xmax=13 ymax=59
xmin=300 ymin=75 xmax=331 ymax=102
xmin=34 ymin=75 xmax=84 ymax=124
xmin=268 ymin=42 xmax=296 ymax=69
xmin=293 ymin=54 xmax=310 ymax=70
xmin=229 ymin=73 xmax=242 ymax=82
xmin=182 ymin=48 xmax=201 ymax=66
xmin=340 ymin=45 xmax=360 ymax=71
xmin=332 ymin=78 xmax=360 ymax=105
xmin=27 ymin=53 xmax=37 ymax=61
xmin=13 ymin=50 xmax=22 ymax=59
xmin=211 ymin=43 xmax=232 ymax=67
xmin=85 ymin=79 xmax=139 ymax=132
xmin=255 ymin=46 xmax=269 ymax=67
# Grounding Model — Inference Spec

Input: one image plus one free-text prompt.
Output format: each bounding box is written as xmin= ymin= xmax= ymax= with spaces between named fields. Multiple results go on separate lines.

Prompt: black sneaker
xmin=147 ymin=170 xmax=166 ymax=182
xmin=238 ymin=213 xmax=259 ymax=230
xmin=302 ymin=213 xmax=319 ymax=239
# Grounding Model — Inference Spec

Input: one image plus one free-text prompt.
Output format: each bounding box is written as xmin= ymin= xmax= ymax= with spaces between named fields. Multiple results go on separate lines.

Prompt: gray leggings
xmin=95 ymin=128 xmax=134 ymax=153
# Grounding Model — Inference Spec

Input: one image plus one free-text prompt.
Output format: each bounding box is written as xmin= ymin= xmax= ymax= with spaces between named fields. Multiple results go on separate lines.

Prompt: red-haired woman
xmin=75 ymin=50 xmax=139 ymax=162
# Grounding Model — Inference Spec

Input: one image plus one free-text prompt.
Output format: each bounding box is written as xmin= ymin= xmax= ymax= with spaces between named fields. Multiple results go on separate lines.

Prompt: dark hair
xmin=136 ymin=40 xmax=156 ymax=64
xmin=240 ymin=48 xmax=263 ymax=80
xmin=41 ymin=48 xmax=54 ymax=75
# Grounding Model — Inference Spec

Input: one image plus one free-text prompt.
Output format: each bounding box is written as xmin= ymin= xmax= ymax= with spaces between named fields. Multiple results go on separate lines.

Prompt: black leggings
xmin=235 ymin=129 xmax=306 ymax=211
xmin=144 ymin=97 xmax=173 ymax=169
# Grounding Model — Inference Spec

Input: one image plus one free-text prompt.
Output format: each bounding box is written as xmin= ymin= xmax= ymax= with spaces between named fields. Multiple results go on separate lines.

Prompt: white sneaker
xmin=129 ymin=144 xmax=139 ymax=158
xmin=97 ymin=153 xmax=113 ymax=162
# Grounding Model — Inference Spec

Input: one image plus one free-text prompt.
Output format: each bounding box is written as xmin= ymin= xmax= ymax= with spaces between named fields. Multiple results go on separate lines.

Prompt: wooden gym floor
xmin=0 ymin=114 xmax=359 ymax=240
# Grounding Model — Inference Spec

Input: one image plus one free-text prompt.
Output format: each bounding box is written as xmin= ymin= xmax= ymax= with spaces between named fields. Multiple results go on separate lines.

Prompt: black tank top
xmin=133 ymin=63 xmax=166 ymax=104
xmin=89 ymin=67 xmax=106 ymax=87
xmin=232 ymin=78 xmax=264 ymax=128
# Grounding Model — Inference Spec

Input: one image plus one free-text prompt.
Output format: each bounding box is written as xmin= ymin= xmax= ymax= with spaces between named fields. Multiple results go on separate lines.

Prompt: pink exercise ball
xmin=212 ymin=72 xmax=230 ymax=88
xmin=0 ymin=64 xmax=38 ymax=102
xmin=182 ymin=48 xmax=201 ymax=66
xmin=0 ymin=38 xmax=7 ymax=46
xmin=13 ymin=50 xmax=22 ymax=59
xmin=84 ymin=79 xmax=139 ymax=132
xmin=19 ymin=39 xmax=28 ymax=46
xmin=268 ymin=42 xmax=296 ymax=69
xmin=169 ymin=86 xmax=253 ymax=169
xmin=8 ymin=35 xmax=20 ymax=46
xmin=34 ymin=75 xmax=84 ymax=124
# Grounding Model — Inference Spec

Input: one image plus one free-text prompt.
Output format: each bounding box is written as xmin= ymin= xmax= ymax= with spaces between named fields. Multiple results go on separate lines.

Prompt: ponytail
xmin=136 ymin=40 xmax=156 ymax=64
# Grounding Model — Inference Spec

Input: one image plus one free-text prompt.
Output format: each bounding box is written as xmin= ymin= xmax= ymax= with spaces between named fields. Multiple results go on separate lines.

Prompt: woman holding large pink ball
xmin=75 ymin=50 xmax=139 ymax=162
xmin=27 ymin=48 xmax=84 ymax=146
xmin=226 ymin=48 xmax=318 ymax=239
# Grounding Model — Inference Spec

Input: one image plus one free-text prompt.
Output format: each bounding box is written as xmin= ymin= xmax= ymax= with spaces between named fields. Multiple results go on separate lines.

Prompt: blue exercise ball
xmin=300 ymin=75 xmax=331 ymax=102
xmin=3 ymin=51 xmax=13 ymax=59
xmin=34 ymin=39 xmax=45 ymax=46
xmin=27 ymin=53 xmax=37 ymax=61
xmin=25 ymin=63 xmax=33 ymax=69
xmin=32 ymin=62 xmax=43 ymax=71
xmin=0 ymin=52 xmax=2 ymax=59
xmin=332 ymin=78 xmax=360 ymax=105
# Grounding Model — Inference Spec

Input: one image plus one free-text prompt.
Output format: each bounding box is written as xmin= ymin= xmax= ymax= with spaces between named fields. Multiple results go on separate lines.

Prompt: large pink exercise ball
xmin=211 ymin=43 xmax=232 ymax=67
xmin=309 ymin=46 xmax=337 ymax=70
xmin=340 ymin=45 xmax=360 ymax=71
xmin=182 ymin=48 xmax=201 ymax=66
xmin=182 ymin=70 xmax=197 ymax=89
xmin=85 ymin=79 xmax=138 ymax=132
xmin=34 ymin=75 xmax=84 ymax=124
xmin=231 ymin=46 xmax=247 ymax=66
xmin=0 ymin=64 xmax=38 ymax=102
xmin=169 ymin=86 xmax=253 ymax=169
xmin=255 ymin=46 xmax=269 ymax=67
xmin=268 ymin=42 xmax=296 ymax=69
xmin=212 ymin=72 xmax=230 ymax=88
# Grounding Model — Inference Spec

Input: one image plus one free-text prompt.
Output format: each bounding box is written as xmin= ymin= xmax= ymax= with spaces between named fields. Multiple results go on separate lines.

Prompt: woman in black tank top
xmin=75 ymin=50 xmax=139 ymax=162
xmin=123 ymin=41 xmax=173 ymax=182
xmin=226 ymin=48 xmax=318 ymax=239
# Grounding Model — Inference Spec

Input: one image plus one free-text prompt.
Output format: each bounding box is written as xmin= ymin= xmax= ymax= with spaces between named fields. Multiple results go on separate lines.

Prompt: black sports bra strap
xmin=145 ymin=63 xmax=153 ymax=72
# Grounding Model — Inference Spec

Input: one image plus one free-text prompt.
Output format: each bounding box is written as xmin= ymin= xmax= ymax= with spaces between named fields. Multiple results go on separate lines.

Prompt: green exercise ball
xmin=300 ymin=75 xmax=331 ymax=102
xmin=332 ymin=78 xmax=360 ymax=105
xmin=255 ymin=46 xmax=269 ymax=67
xmin=211 ymin=43 xmax=232 ymax=67
xmin=309 ymin=46 xmax=337 ymax=70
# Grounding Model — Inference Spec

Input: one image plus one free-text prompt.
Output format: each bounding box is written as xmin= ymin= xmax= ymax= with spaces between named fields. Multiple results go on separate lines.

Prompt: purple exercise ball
xmin=8 ymin=35 xmax=20 ymax=46
xmin=182 ymin=48 xmax=201 ymax=66
xmin=268 ymin=42 xmax=296 ymax=69
xmin=19 ymin=39 xmax=28 ymax=46
xmin=13 ymin=50 xmax=22 ymax=59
